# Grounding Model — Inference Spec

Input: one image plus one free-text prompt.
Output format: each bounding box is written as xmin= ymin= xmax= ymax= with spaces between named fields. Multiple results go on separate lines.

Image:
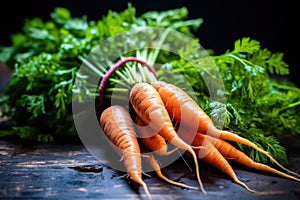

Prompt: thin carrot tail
xmin=190 ymin=147 xmax=207 ymax=195
xmin=251 ymin=162 xmax=300 ymax=182
xmin=231 ymin=169 xmax=298 ymax=195
xmin=270 ymin=167 xmax=300 ymax=182
xmin=212 ymin=128 xmax=300 ymax=178
xmin=191 ymin=145 xmax=207 ymax=150
xmin=155 ymin=170 xmax=199 ymax=190
xmin=231 ymin=176 xmax=260 ymax=194
xmin=170 ymin=135 xmax=207 ymax=195
xmin=141 ymin=180 xmax=152 ymax=199
xmin=156 ymin=147 xmax=179 ymax=156
xmin=144 ymin=154 xmax=198 ymax=190
xmin=131 ymin=175 xmax=151 ymax=199
xmin=261 ymin=151 xmax=300 ymax=178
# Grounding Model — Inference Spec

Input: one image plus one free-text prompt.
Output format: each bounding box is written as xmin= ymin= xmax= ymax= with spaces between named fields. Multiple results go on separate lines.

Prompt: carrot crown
xmin=98 ymin=57 xmax=158 ymax=110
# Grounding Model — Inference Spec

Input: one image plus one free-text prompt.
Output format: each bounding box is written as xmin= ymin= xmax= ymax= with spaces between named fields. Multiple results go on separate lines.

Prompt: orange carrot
xmin=205 ymin=134 xmax=300 ymax=183
xmin=99 ymin=105 xmax=151 ymax=199
xmin=135 ymin=116 xmax=177 ymax=156
xmin=130 ymin=82 xmax=207 ymax=194
xmin=177 ymin=129 xmax=258 ymax=193
xmin=178 ymin=126 xmax=300 ymax=187
xmin=151 ymin=80 xmax=300 ymax=177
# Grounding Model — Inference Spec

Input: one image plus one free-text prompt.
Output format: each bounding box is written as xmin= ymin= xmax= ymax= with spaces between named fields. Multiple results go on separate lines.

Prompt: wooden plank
xmin=0 ymin=139 xmax=300 ymax=200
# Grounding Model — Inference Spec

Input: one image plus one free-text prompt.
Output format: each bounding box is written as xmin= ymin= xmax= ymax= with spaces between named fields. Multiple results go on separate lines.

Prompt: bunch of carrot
xmin=98 ymin=57 xmax=300 ymax=199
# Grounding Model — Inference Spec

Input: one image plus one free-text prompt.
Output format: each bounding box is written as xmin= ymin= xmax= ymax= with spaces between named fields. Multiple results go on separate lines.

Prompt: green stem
xmin=271 ymin=81 xmax=300 ymax=93
xmin=226 ymin=53 xmax=251 ymax=67
xmin=78 ymin=55 xmax=104 ymax=77
xmin=148 ymin=28 xmax=172 ymax=65
xmin=277 ymin=101 xmax=300 ymax=113
xmin=106 ymin=88 xmax=128 ymax=92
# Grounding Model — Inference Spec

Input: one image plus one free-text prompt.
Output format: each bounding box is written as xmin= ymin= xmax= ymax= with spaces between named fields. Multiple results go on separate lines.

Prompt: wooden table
xmin=0 ymin=136 xmax=300 ymax=200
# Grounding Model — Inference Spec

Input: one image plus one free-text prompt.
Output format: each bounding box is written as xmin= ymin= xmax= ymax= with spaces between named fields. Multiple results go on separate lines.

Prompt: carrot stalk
xmin=99 ymin=105 xmax=151 ymax=199
xmin=130 ymin=82 xmax=207 ymax=195
xmin=151 ymin=80 xmax=300 ymax=177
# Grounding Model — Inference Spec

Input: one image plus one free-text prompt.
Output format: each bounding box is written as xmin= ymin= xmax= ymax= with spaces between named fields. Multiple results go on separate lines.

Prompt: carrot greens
xmin=163 ymin=37 xmax=300 ymax=165
xmin=0 ymin=4 xmax=299 ymax=168
xmin=0 ymin=4 xmax=201 ymax=142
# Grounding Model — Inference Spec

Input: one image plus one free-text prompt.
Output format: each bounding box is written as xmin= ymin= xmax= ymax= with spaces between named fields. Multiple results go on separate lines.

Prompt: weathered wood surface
xmin=0 ymin=137 xmax=300 ymax=200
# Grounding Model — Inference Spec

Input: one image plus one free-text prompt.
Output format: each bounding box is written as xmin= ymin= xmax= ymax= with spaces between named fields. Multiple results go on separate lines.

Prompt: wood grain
xmin=0 ymin=138 xmax=299 ymax=200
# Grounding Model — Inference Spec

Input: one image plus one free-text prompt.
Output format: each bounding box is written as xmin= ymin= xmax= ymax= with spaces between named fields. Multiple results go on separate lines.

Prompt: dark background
xmin=0 ymin=0 xmax=295 ymax=86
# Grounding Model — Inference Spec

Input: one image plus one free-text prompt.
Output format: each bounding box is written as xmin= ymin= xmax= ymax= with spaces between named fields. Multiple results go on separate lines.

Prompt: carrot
xmin=142 ymin=151 xmax=198 ymax=190
xmin=99 ymin=105 xmax=151 ymax=199
xmin=177 ymin=129 xmax=258 ymax=193
xmin=135 ymin=116 xmax=178 ymax=156
xmin=178 ymin=127 xmax=300 ymax=189
xmin=151 ymin=80 xmax=300 ymax=177
xmin=205 ymin=134 xmax=300 ymax=183
xmin=130 ymin=82 xmax=207 ymax=194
